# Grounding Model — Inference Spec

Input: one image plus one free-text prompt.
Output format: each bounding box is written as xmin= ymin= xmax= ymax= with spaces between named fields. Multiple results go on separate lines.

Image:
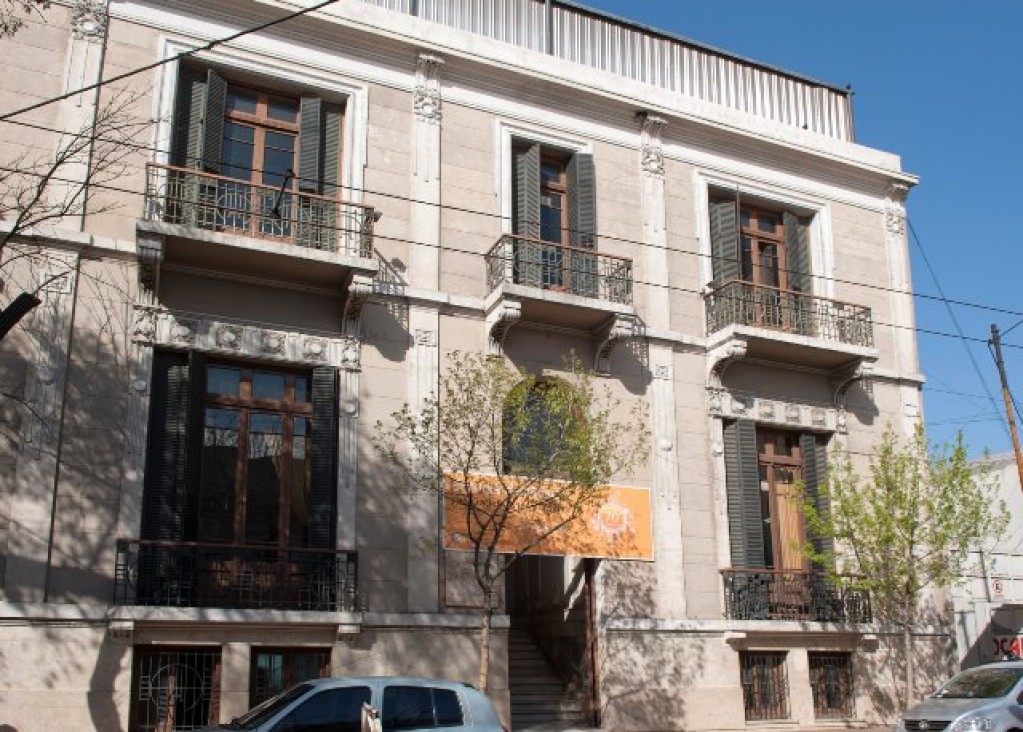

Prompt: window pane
xmin=200 ymin=408 xmax=240 ymax=542
xmin=540 ymin=192 xmax=563 ymax=244
xmin=221 ymin=121 xmax=255 ymax=181
xmin=740 ymin=209 xmax=751 ymax=228
xmin=759 ymin=243 xmax=779 ymax=288
xmin=245 ymin=413 xmax=284 ymax=544
xmin=252 ymin=371 xmax=286 ymax=400
xmin=434 ymin=689 xmax=463 ymax=726
xmin=261 ymin=130 xmax=296 ymax=188
xmin=281 ymin=687 xmax=371 ymax=732
xmin=758 ymin=212 xmax=778 ymax=233
xmin=226 ymin=88 xmax=258 ymax=115
xmin=294 ymin=376 xmax=310 ymax=404
xmin=383 ymin=686 xmax=434 ymax=730
xmin=740 ymin=236 xmax=753 ymax=281
xmin=207 ymin=366 xmax=241 ymax=397
xmin=251 ymin=649 xmax=330 ymax=706
xmin=290 ymin=417 xmax=312 ymax=547
xmin=269 ymin=97 xmax=299 ymax=123
xmin=541 ymin=162 xmax=562 ymax=186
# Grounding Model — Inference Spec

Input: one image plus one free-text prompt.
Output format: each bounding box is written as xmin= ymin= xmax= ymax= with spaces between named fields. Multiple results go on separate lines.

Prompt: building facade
xmin=0 ymin=0 xmax=940 ymax=729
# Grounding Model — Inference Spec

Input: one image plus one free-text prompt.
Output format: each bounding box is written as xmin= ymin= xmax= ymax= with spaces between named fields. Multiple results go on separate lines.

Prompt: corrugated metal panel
xmin=358 ymin=0 xmax=852 ymax=141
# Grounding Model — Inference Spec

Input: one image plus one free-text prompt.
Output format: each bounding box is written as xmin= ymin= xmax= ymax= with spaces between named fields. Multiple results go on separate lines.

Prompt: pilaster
xmin=639 ymin=113 xmax=669 ymax=330
xmin=410 ymin=52 xmax=443 ymax=289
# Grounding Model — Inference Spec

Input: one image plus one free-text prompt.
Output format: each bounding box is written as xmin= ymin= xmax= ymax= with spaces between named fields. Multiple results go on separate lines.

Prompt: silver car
xmin=200 ymin=676 xmax=509 ymax=732
xmin=896 ymin=662 xmax=1023 ymax=732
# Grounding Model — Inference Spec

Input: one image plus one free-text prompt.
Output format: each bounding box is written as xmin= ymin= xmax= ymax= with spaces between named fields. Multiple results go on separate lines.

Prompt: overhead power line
xmin=0 ymin=0 xmax=339 ymax=122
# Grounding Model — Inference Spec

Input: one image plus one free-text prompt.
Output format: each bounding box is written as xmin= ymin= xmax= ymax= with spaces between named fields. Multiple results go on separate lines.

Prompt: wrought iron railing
xmin=143 ymin=163 xmax=377 ymax=258
xmin=485 ymin=234 xmax=633 ymax=305
xmin=722 ymin=569 xmax=871 ymax=623
xmin=705 ymin=280 xmax=873 ymax=348
xmin=114 ymin=538 xmax=362 ymax=612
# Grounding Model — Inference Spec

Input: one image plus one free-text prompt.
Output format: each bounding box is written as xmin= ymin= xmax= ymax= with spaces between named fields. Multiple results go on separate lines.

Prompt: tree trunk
xmin=477 ymin=590 xmax=494 ymax=691
xmin=904 ymin=623 xmax=915 ymax=706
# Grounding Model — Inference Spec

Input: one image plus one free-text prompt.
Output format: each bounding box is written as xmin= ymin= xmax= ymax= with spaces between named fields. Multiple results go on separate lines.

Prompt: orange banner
xmin=442 ymin=473 xmax=653 ymax=560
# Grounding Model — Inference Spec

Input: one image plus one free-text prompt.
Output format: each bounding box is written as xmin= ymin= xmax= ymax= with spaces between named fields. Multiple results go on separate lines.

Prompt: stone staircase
xmin=508 ymin=625 xmax=591 ymax=731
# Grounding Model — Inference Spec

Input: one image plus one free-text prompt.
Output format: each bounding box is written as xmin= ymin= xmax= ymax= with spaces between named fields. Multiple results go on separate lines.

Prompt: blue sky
xmin=582 ymin=0 xmax=1023 ymax=458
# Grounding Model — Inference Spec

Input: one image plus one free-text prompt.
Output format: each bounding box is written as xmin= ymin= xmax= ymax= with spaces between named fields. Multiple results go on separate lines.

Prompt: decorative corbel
xmin=71 ymin=0 xmax=109 ymax=41
xmin=108 ymin=619 xmax=134 ymax=643
xmin=706 ymin=339 xmax=748 ymax=390
xmin=485 ymin=298 xmax=521 ymax=356
xmin=593 ymin=314 xmax=638 ymax=375
xmin=884 ymin=182 xmax=910 ymax=237
xmin=136 ymin=230 xmax=163 ymax=306
xmin=832 ymin=359 xmax=875 ymax=434
xmin=637 ymin=112 xmax=667 ymax=177
xmin=413 ymin=53 xmax=444 ymax=124
xmin=342 ymin=273 xmax=375 ymax=337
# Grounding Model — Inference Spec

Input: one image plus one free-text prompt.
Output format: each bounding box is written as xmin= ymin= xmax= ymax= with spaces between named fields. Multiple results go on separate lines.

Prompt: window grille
xmin=809 ymin=652 xmax=855 ymax=719
xmin=131 ymin=647 xmax=221 ymax=732
xmin=740 ymin=651 xmax=789 ymax=721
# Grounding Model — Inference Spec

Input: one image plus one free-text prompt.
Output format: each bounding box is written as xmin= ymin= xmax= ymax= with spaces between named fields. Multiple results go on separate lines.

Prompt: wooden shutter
xmin=182 ymin=351 xmax=207 ymax=541
xmin=801 ymin=433 xmax=833 ymax=561
xmin=299 ymin=96 xmax=325 ymax=193
xmin=142 ymin=351 xmax=191 ymax=541
xmin=512 ymin=142 xmax=541 ymax=239
xmin=201 ymin=69 xmax=227 ymax=173
xmin=567 ymin=152 xmax=596 ymax=249
xmin=723 ymin=419 xmax=765 ymax=568
xmin=309 ymin=366 xmax=339 ymax=549
xmin=171 ymin=68 xmax=207 ymax=169
xmin=709 ymin=197 xmax=740 ymax=285
xmin=567 ymin=152 xmax=599 ymax=297
xmin=784 ymin=211 xmax=812 ymax=294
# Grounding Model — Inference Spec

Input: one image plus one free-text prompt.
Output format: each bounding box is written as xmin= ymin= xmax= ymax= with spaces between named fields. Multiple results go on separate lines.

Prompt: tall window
xmin=756 ymin=429 xmax=806 ymax=572
xmin=200 ymin=363 xmax=313 ymax=548
xmin=740 ymin=651 xmax=789 ymax=721
xmin=250 ymin=648 xmax=330 ymax=706
xmin=739 ymin=206 xmax=786 ymax=290
xmin=809 ymin=652 xmax=855 ymax=719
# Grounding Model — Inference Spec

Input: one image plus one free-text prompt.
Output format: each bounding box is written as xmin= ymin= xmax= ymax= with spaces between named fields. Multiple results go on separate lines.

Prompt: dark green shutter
xmin=299 ymin=97 xmax=324 ymax=193
xmin=801 ymin=433 xmax=833 ymax=562
xmin=142 ymin=351 xmax=190 ymax=542
xmin=784 ymin=212 xmax=812 ymax=294
xmin=309 ymin=366 xmax=339 ymax=549
xmin=512 ymin=142 xmax=541 ymax=239
xmin=201 ymin=69 xmax=227 ymax=172
xmin=723 ymin=419 xmax=764 ymax=568
xmin=567 ymin=152 xmax=596 ymax=249
xmin=567 ymin=152 xmax=598 ymax=298
xmin=322 ymin=102 xmax=343 ymax=197
xmin=183 ymin=351 xmax=207 ymax=541
xmin=709 ymin=197 xmax=739 ymax=285
xmin=171 ymin=68 xmax=207 ymax=169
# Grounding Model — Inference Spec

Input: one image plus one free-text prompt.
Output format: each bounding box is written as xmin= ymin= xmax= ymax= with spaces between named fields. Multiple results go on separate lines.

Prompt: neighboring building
xmin=0 ymin=1 xmax=935 ymax=730
xmin=954 ymin=453 xmax=1023 ymax=668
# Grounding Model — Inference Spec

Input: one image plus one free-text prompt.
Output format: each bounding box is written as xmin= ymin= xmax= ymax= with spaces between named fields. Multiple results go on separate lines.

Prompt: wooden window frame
xmin=740 ymin=650 xmax=790 ymax=721
xmin=249 ymin=647 xmax=331 ymax=707
xmin=201 ymin=363 xmax=313 ymax=549
xmin=757 ymin=429 xmax=808 ymax=572
xmin=223 ymin=86 xmax=300 ymax=187
xmin=740 ymin=205 xmax=789 ymax=290
xmin=808 ymin=651 xmax=855 ymax=719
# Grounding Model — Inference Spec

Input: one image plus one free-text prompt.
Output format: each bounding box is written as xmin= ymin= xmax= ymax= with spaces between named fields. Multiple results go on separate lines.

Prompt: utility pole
xmin=991 ymin=324 xmax=1023 ymax=494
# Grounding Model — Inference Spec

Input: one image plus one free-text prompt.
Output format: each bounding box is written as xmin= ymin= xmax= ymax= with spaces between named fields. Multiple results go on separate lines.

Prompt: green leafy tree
xmin=374 ymin=350 xmax=649 ymax=690
xmin=803 ymin=425 xmax=1005 ymax=704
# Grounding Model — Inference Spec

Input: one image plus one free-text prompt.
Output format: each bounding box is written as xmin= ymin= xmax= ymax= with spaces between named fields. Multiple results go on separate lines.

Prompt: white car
xmin=202 ymin=676 xmax=509 ymax=732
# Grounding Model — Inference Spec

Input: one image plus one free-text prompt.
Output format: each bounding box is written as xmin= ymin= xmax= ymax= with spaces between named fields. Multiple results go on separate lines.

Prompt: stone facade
xmin=0 ymin=1 xmax=942 ymax=730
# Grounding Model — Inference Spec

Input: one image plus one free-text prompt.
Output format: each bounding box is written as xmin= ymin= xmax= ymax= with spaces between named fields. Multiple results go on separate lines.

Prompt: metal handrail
xmin=721 ymin=568 xmax=872 ymax=623
xmin=485 ymin=233 xmax=634 ymax=305
xmin=142 ymin=162 xmax=377 ymax=258
xmin=704 ymin=279 xmax=873 ymax=348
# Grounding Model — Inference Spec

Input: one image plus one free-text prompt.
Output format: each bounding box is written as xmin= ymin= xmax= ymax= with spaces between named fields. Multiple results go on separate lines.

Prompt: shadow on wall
xmin=598 ymin=560 xmax=707 ymax=730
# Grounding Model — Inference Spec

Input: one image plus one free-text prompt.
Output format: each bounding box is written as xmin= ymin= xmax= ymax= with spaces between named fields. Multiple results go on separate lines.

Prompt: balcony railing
xmin=722 ymin=569 xmax=872 ymax=623
xmin=143 ymin=163 xmax=377 ymax=258
xmin=114 ymin=538 xmax=362 ymax=612
xmin=485 ymin=234 xmax=633 ymax=305
xmin=705 ymin=280 xmax=873 ymax=348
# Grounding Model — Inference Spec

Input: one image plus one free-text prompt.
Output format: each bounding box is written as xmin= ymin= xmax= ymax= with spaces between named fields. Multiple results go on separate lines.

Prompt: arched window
xmin=502 ymin=377 xmax=584 ymax=477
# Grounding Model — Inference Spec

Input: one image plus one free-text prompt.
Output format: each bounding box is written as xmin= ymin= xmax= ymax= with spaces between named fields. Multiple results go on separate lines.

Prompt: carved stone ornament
xmin=303 ymin=337 xmax=329 ymax=361
xmin=785 ymin=404 xmax=801 ymax=423
xmin=172 ymin=318 xmax=197 ymax=344
xmin=759 ymin=401 xmax=776 ymax=420
xmin=485 ymin=298 xmax=522 ymax=356
xmin=71 ymin=0 xmax=109 ymax=40
xmin=811 ymin=408 xmax=826 ymax=427
xmin=639 ymin=112 xmax=667 ymax=177
xmin=653 ymin=364 xmax=672 ymax=381
xmin=260 ymin=330 xmax=286 ymax=355
xmin=414 ymin=329 xmax=436 ymax=347
xmin=132 ymin=306 xmax=157 ymax=344
xmin=340 ymin=336 xmax=361 ymax=371
xmin=215 ymin=324 xmax=243 ymax=351
xmin=414 ymin=53 xmax=444 ymax=123
xmin=708 ymin=387 xmax=724 ymax=415
xmin=884 ymin=181 xmax=910 ymax=237
xmin=594 ymin=314 xmax=638 ymax=375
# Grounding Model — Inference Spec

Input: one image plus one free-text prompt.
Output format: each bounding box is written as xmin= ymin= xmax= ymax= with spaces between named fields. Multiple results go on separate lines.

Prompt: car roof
xmin=302 ymin=676 xmax=482 ymax=692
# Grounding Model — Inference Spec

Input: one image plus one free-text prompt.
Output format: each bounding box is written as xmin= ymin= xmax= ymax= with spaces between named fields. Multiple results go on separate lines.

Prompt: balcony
xmin=722 ymin=568 xmax=872 ymax=623
xmin=484 ymin=235 xmax=637 ymax=369
xmin=139 ymin=163 xmax=378 ymax=289
xmin=114 ymin=539 xmax=362 ymax=612
xmin=705 ymin=280 xmax=876 ymax=371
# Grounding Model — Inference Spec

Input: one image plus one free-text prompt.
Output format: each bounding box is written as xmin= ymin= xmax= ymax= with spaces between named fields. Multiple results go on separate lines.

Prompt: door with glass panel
xmin=199 ymin=364 xmax=313 ymax=606
xmin=739 ymin=206 xmax=789 ymax=329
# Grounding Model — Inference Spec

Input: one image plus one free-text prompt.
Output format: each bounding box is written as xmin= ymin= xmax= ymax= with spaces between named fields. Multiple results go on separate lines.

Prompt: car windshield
xmin=227 ymin=683 xmax=314 ymax=729
xmin=932 ymin=668 xmax=1023 ymax=699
